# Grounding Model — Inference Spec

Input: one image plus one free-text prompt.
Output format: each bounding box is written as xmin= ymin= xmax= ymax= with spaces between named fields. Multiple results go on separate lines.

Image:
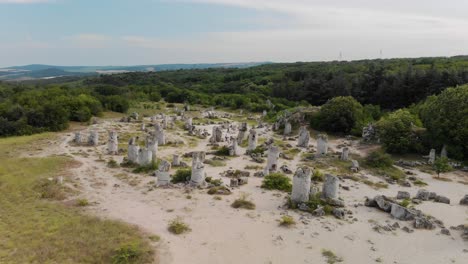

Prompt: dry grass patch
xmin=231 ymin=193 xmax=256 ymax=210
xmin=168 ymin=218 xmax=191 ymax=235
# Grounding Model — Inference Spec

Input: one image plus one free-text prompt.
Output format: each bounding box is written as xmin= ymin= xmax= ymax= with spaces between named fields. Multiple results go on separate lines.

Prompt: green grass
xmin=0 ymin=134 xmax=154 ymax=263
xmin=261 ymin=173 xmax=292 ymax=192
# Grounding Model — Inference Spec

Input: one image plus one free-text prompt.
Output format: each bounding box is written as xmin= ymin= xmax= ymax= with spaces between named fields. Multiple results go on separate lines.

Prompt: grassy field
xmin=0 ymin=134 xmax=154 ymax=263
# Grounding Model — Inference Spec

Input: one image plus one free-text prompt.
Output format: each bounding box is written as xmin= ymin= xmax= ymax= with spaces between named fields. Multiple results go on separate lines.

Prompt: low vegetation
xmin=279 ymin=215 xmax=296 ymax=227
xmin=168 ymin=218 xmax=191 ymax=235
xmin=261 ymin=173 xmax=292 ymax=192
xmin=231 ymin=194 xmax=256 ymax=210
xmin=171 ymin=168 xmax=191 ymax=183
xmin=322 ymin=249 xmax=344 ymax=264
xmin=0 ymin=134 xmax=153 ymax=263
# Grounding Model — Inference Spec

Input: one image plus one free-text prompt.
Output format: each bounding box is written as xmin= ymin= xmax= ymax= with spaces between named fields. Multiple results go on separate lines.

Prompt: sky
xmin=1 ymin=0 xmax=468 ymax=67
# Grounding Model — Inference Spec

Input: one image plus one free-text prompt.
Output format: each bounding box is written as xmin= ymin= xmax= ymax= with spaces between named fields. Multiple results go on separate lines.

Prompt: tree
xmin=376 ymin=109 xmax=422 ymax=153
xmin=419 ymin=85 xmax=468 ymax=160
xmin=312 ymin=96 xmax=364 ymax=134
xmin=433 ymin=157 xmax=451 ymax=178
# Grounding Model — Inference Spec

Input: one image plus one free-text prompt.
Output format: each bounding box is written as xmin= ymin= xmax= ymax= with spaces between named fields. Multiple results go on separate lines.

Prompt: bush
xmin=231 ymin=194 xmax=256 ymax=210
xmin=279 ymin=215 xmax=296 ymax=227
xmin=312 ymin=96 xmax=365 ymax=134
xmin=419 ymin=85 xmax=468 ymax=160
xmin=34 ymin=178 xmax=68 ymax=200
xmin=76 ymin=198 xmax=90 ymax=207
xmin=168 ymin=218 xmax=191 ymax=235
xmin=132 ymin=161 xmax=158 ymax=174
xmin=112 ymin=243 xmax=144 ymax=264
xmin=107 ymin=159 xmax=119 ymax=168
xmin=171 ymin=169 xmax=191 ymax=183
xmin=311 ymin=169 xmax=324 ymax=181
xmin=261 ymin=173 xmax=292 ymax=192
xmin=376 ymin=109 xmax=423 ymax=153
xmin=365 ymin=151 xmax=393 ymax=168
xmin=250 ymin=146 xmax=266 ymax=155
xmin=214 ymin=146 xmax=230 ymax=156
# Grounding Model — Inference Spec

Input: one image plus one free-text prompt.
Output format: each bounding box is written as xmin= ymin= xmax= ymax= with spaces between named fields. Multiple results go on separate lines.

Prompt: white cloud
xmin=63 ymin=34 xmax=112 ymax=49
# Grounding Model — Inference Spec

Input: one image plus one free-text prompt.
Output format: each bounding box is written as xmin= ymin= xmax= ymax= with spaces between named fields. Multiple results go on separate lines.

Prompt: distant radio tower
xmin=339 ymin=51 xmax=343 ymax=61
xmin=379 ymin=49 xmax=383 ymax=59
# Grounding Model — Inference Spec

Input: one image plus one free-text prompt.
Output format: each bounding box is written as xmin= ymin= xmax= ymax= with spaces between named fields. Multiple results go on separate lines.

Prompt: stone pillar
xmin=127 ymin=140 xmax=140 ymax=164
xmin=428 ymin=149 xmax=436 ymax=164
xmin=316 ymin=134 xmax=328 ymax=156
xmin=291 ymin=167 xmax=312 ymax=203
xmin=237 ymin=123 xmax=248 ymax=144
xmin=88 ymin=130 xmax=99 ymax=146
xmin=156 ymin=160 xmax=171 ymax=186
xmin=141 ymin=123 xmax=146 ymax=131
xmin=340 ymin=147 xmax=349 ymax=161
xmin=440 ymin=145 xmax=447 ymax=158
xmin=190 ymin=152 xmax=206 ymax=186
xmin=322 ymin=174 xmax=339 ymax=200
xmin=74 ymin=132 xmax=82 ymax=144
xmin=107 ymin=131 xmax=118 ymax=155
xmin=230 ymin=139 xmax=239 ymax=156
xmin=172 ymin=154 xmax=180 ymax=167
xmin=265 ymin=146 xmax=280 ymax=172
xmin=297 ymin=126 xmax=310 ymax=148
xmin=146 ymin=135 xmax=158 ymax=161
xmin=210 ymin=126 xmax=222 ymax=143
xmin=154 ymin=123 xmax=166 ymax=145
xmin=284 ymin=122 xmax=292 ymax=136
xmin=185 ymin=118 xmax=193 ymax=130
xmin=262 ymin=110 xmax=267 ymax=117
xmin=247 ymin=129 xmax=257 ymax=151
xmin=138 ymin=147 xmax=153 ymax=166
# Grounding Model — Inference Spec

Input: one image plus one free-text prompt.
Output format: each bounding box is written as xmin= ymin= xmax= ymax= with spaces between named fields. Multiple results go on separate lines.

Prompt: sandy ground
xmin=34 ymin=112 xmax=468 ymax=264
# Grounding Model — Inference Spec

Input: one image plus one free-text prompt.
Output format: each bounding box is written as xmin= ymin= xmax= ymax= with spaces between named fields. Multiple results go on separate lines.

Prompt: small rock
xmin=441 ymin=228 xmax=451 ymax=236
xmin=396 ymin=191 xmax=410 ymax=200
xmin=434 ymin=195 xmax=450 ymax=204
xmin=459 ymin=195 xmax=468 ymax=205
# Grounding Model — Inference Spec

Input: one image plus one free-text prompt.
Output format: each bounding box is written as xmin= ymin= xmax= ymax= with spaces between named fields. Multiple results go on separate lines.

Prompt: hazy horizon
xmin=1 ymin=0 xmax=468 ymax=67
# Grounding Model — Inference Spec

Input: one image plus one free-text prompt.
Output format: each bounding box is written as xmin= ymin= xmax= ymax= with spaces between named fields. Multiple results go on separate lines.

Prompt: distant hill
xmin=0 ymin=62 xmax=270 ymax=80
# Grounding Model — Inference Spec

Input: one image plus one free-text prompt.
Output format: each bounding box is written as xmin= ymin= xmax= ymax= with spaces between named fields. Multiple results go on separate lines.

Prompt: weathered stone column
xmin=237 ymin=123 xmax=248 ymax=144
xmin=284 ymin=122 xmax=292 ymax=136
xmin=88 ymin=130 xmax=99 ymax=146
xmin=316 ymin=134 xmax=328 ymax=156
xmin=107 ymin=131 xmax=119 ymax=155
xmin=146 ymin=135 xmax=158 ymax=161
xmin=156 ymin=160 xmax=172 ymax=186
xmin=185 ymin=118 xmax=193 ymax=130
xmin=127 ymin=139 xmax=140 ymax=164
xmin=322 ymin=174 xmax=339 ymax=200
xmin=297 ymin=126 xmax=310 ymax=148
xmin=138 ymin=147 xmax=153 ymax=166
xmin=230 ymin=139 xmax=239 ymax=156
xmin=265 ymin=146 xmax=280 ymax=172
xmin=291 ymin=167 xmax=312 ymax=203
xmin=172 ymin=154 xmax=180 ymax=167
xmin=154 ymin=123 xmax=166 ymax=145
xmin=74 ymin=132 xmax=82 ymax=144
xmin=190 ymin=151 xmax=206 ymax=186
xmin=428 ymin=149 xmax=436 ymax=164
xmin=141 ymin=123 xmax=146 ymax=131
xmin=247 ymin=129 xmax=258 ymax=151
xmin=210 ymin=126 xmax=223 ymax=143
xmin=440 ymin=145 xmax=447 ymax=158
xmin=340 ymin=147 xmax=349 ymax=161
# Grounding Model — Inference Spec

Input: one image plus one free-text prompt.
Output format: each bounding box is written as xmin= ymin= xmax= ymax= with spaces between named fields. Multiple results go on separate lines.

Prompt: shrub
xmin=171 ymin=169 xmax=191 ymax=183
xmin=34 ymin=178 xmax=68 ymax=200
xmin=376 ymin=109 xmax=422 ymax=153
xmin=279 ymin=215 xmax=296 ymax=227
xmin=399 ymin=199 xmax=410 ymax=208
xmin=312 ymin=96 xmax=365 ymax=134
xmin=168 ymin=218 xmax=191 ymax=235
xmin=207 ymin=186 xmax=231 ymax=195
xmin=261 ymin=173 xmax=292 ymax=192
xmin=214 ymin=146 xmax=230 ymax=156
xmin=311 ymin=169 xmax=324 ymax=181
xmin=107 ymin=159 xmax=119 ymax=168
xmin=112 ymin=243 xmax=144 ymax=264
xmin=322 ymin=249 xmax=343 ymax=264
xmin=365 ymin=151 xmax=393 ymax=168
xmin=76 ymin=198 xmax=90 ymax=207
xmin=133 ymin=161 xmax=158 ymax=174
xmin=231 ymin=193 xmax=256 ymax=210
xmin=250 ymin=146 xmax=266 ymax=155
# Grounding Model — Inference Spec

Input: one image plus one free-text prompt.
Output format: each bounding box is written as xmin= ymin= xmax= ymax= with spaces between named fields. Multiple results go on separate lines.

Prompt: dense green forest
xmin=1 ymin=56 xmax=467 ymax=160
